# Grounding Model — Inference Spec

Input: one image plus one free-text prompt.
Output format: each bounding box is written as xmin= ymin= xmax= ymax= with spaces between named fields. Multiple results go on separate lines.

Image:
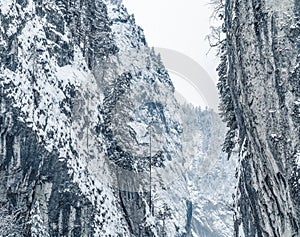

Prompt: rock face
xmin=0 ymin=0 xmax=128 ymax=236
xmin=183 ymin=106 xmax=237 ymax=237
xmin=0 ymin=0 xmax=236 ymax=236
xmin=219 ymin=0 xmax=300 ymax=236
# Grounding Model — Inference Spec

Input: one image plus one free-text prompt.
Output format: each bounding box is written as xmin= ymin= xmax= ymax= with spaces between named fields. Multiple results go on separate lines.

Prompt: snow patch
xmin=0 ymin=0 xmax=14 ymax=15
xmin=265 ymin=0 xmax=294 ymax=13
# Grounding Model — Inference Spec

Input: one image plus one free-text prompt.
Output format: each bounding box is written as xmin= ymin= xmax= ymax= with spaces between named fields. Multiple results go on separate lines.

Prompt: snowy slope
xmin=0 ymin=0 xmax=237 ymax=236
xmin=181 ymin=105 xmax=237 ymax=237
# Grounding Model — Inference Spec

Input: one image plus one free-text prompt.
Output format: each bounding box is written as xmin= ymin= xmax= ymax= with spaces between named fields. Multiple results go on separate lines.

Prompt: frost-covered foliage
xmin=217 ymin=42 xmax=237 ymax=158
xmin=218 ymin=0 xmax=300 ymax=236
xmin=29 ymin=202 xmax=49 ymax=237
xmin=0 ymin=206 xmax=22 ymax=236
xmin=209 ymin=0 xmax=238 ymax=159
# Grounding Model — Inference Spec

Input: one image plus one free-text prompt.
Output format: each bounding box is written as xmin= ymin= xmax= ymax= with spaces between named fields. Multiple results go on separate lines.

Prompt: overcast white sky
xmin=122 ymin=0 xmax=220 ymax=108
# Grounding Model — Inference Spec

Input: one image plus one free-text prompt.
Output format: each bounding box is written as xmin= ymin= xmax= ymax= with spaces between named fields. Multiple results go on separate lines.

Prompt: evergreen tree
xmin=217 ymin=42 xmax=237 ymax=159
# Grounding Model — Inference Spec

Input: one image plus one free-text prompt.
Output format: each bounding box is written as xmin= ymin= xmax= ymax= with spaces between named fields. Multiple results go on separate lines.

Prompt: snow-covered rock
xmin=218 ymin=0 xmax=300 ymax=236
xmin=0 ymin=0 xmax=236 ymax=236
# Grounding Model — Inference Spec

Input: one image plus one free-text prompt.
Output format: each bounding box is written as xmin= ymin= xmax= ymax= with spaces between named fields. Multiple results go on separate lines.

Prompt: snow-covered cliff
xmin=0 ymin=0 xmax=236 ymax=236
xmin=218 ymin=0 xmax=300 ymax=236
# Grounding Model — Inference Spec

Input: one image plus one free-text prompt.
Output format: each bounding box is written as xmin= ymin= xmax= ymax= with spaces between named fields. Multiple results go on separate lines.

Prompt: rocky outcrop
xmin=0 ymin=0 xmax=179 ymax=235
xmin=219 ymin=0 xmax=300 ymax=236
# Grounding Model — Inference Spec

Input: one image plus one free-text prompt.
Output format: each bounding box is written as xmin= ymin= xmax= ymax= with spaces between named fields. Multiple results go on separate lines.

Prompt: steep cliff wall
xmin=0 ymin=0 xmax=238 ymax=236
xmin=0 ymin=0 xmax=184 ymax=236
xmin=219 ymin=0 xmax=300 ymax=236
